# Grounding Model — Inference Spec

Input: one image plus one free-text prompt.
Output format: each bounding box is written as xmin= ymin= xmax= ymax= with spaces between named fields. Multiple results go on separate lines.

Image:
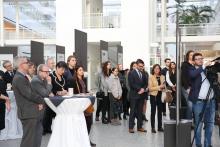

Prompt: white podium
xmin=45 ymin=97 xmax=91 ymax=147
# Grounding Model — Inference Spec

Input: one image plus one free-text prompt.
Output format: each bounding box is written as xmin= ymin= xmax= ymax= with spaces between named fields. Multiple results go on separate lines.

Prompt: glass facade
xmin=3 ymin=1 xmax=56 ymax=39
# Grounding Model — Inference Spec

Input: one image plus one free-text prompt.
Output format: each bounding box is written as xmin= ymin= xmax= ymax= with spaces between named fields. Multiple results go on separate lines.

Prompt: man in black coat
xmin=161 ymin=58 xmax=171 ymax=116
xmin=128 ymin=59 xmax=148 ymax=133
xmin=3 ymin=60 xmax=16 ymax=84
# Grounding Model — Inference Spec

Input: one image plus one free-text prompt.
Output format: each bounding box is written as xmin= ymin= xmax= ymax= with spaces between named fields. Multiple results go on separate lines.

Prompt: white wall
xmin=56 ymin=0 xmax=82 ymax=58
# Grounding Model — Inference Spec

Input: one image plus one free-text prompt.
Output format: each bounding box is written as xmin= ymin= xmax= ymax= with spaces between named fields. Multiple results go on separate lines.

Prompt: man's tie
xmin=10 ymin=72 xmax=14 ymax=77
xmin=24 ymin=75 xmax=29 ymax=81
xmin=138 ymin=71 xmax=142 ymax=79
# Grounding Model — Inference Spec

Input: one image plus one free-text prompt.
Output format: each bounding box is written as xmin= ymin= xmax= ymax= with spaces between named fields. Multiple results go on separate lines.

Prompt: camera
xmin=206 ymin=57 xmax=220 ymax=99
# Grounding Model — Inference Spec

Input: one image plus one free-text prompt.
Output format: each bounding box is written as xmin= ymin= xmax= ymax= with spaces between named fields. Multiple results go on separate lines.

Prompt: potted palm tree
xmin=168 ymin=3 xmax=215 ymax=36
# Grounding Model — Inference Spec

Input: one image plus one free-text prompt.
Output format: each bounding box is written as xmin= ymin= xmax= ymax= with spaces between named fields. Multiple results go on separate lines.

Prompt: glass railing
xmin=82 ymin=13 xmax=120 ymax=29
xmin=4 ymin=27 xmax=55 ymax=40
xmin=157 ymin=23 xmax=220 ymax=36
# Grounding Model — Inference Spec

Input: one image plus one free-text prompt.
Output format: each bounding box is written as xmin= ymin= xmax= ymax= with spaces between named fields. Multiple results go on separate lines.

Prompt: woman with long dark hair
xmin=166 ymin=62 xmax=176 ymax=105
xmin=71 ymin=65 xmax=96 ymax=147
xmin=149 ymin=64 xmax=165 ymax=133
xmin=181 ymin=50 xmax=194 ymax=120
xmin=95 ymin=61 xmax=111 ymax=124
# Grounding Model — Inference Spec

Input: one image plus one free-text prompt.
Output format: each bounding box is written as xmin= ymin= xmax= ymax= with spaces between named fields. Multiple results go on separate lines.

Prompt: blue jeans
xmin=193 ymin=99 xmax=216 ymax=147
xmin=182 ymin=87 xmax=193 ymax=120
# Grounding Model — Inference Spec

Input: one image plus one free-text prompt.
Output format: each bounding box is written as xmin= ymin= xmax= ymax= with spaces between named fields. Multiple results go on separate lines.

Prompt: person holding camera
xmin=188 ymin=53 xmax=215 ymax=147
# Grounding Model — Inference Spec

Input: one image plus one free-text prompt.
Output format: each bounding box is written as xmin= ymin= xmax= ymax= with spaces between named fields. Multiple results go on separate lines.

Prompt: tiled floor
xmin=1 ymin=102 xmax=220 ymax=147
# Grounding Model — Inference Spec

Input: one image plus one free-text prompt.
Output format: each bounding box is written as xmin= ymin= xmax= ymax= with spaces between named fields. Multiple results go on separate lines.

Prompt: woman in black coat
xmin=0 ymin=71 xmax=10 ymax=130
xmin=68 ymin=65 xmax=96 ymax=147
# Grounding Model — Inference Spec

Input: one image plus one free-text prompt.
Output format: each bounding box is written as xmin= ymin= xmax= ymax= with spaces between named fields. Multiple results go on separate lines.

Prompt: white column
xmin=161 ymin=0 xmax=167 ymax=66
xmin=15 ymin=0 xmax=19 ymax=39
xmin=0 ymin=0 xmax=4 ymax=46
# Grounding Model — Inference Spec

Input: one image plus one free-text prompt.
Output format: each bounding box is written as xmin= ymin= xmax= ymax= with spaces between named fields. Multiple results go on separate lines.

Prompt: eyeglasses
xmin=21 ymin=61 xmax=29 ymax=65
xmin=41 ymin=70 xmax=50 ymax=73
xmin=138 ymin=65 xmax=144 ymax=68
xmin=5 ymin=64 xmax=12 ymax=68
xmin=195 ymin=58 xmax=204 ymax=61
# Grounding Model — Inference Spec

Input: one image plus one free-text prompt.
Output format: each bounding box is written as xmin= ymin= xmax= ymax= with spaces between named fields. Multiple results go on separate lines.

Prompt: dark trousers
xmin=95 ymin=99 xmax=103 ymax=117
xmin=85 ymin=114 xmax=93 ymax=134
xmin=102 ymin=94 xmax=110 ymax=121
xmin=0 ymin=102 xmax=5 ymax=130
xmin=122 ymin=88 xmax=128 ymax=115
xmin=42 ymin=105 xmax=56 ymax=132
xmin=162 ymin=102 xmax=166 ymax=113
xmin=150 ymin=95 xmax=163 ymax=129
xmin=129 ymin=98 xmax=144 ymax=129
xmin=20 ymin=117 xmax=43 ymax=147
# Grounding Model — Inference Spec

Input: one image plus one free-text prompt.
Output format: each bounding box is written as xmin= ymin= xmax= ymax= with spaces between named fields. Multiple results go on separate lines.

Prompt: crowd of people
xmin=0 ymin=50 xmax=219 ymax=147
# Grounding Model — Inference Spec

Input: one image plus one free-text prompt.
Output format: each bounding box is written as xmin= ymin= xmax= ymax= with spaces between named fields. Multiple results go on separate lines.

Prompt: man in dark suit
xmin=31 ymin=64 xmax=54 ymax=136
xmin=3 ymin=60 xmax=16 ymax=84
xmin=128 ymin=59 xmax=148 ymax=133
xmin=12 ymin=57 xmax=44 ymax=147
xmin=161 ymin=58 xmax=171 ymax=116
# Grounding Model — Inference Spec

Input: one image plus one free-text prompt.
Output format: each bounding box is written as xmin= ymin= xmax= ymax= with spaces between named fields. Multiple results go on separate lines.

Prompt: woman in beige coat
xmin=149 ymin=64 xmax=165 ymax=133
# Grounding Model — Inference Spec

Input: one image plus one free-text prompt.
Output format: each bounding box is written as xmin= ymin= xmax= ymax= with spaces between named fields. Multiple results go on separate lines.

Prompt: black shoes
xmin=90 ymin=141 xmax=96 ymax=147
xmin=123 ymin=114 xmax=127 ymax=120
xmin=119 ymin=115 xmax=122 ymax=120
xmin=42 ymin=130 xmax=52 ymax=135
xmin=95 ymin=116 xmax=99 ymax=121
xmin=102 ymin=119 xmax=109 ymax=124
xmin=151 ymin=128 xmax=164 ymax=133
xmin=102 ymin=117 xmax=110 ymax=124
xmin=158 ymin=128 xmax=164 ymax=132
xmin=151 ymin=128 xmax=156 ymax=133
xmin=142 ymin=114 xmax=148 ymax=122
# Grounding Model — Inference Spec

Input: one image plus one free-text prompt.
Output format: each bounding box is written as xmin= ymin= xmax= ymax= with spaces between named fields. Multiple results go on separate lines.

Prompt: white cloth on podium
xmin=0 ymin=91 xmax=23 ymax=140
xmin=45 ymin=98 xmax=91 ymax=147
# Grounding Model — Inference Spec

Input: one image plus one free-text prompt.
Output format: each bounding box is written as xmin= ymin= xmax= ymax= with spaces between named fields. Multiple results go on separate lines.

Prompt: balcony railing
xmin=82 ymin=13 xmax=120 ymax=29
xmin=157 ymin=23 xmax=220 ymax=37
xmin=4 ymin=27 xmax=55 ymax=40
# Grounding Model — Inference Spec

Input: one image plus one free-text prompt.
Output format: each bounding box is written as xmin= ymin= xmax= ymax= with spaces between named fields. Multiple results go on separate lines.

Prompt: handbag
xmin=96 ymin=91 xmax=105 ymax=99
xmin=75 ymin=79 xmax=95 ymax=114
xmin=161 ymin=88 xmax=173 ymax=103
xmin=96 ymin=75 xmax=105 ymax=100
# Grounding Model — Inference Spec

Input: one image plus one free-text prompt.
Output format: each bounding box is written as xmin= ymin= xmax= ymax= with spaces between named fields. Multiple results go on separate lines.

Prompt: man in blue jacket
xmin=188 ymin=52 xmax=215 ymax=147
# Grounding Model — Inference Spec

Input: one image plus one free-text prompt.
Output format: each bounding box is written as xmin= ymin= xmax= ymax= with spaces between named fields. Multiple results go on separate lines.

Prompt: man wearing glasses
xmin=3 ymin=60 xmax=16 ymax=84
xmin=31 ymin=64 xmax=54 ymax=137
xmin=12 ymin=57 xmax=45 ymax=147
xmin=188 ymin=53 xmax=214 ymax=147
